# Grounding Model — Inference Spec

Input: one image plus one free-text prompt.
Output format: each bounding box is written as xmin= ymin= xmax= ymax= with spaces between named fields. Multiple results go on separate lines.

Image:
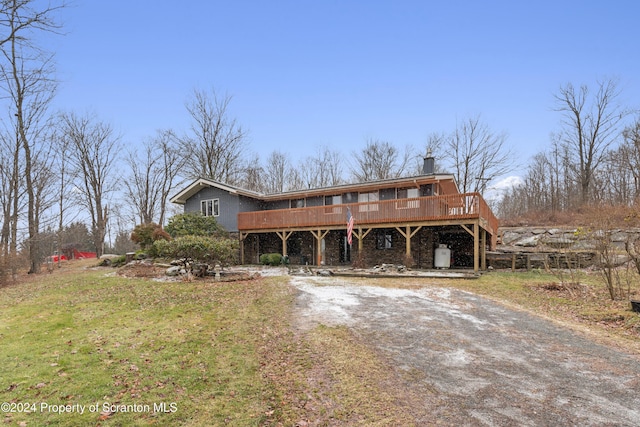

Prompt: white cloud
xmin=490 ymin=176 xmax=524 ymax=191
xmin=484 ymin=175 xmax=524 ymax=202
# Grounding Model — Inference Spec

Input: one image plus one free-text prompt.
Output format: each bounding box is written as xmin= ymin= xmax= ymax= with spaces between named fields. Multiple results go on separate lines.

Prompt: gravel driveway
xmin=290 ymin=275 xmax=640 ymax=426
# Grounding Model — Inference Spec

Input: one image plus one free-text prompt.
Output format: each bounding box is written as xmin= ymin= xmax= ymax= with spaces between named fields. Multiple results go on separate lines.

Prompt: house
xmin=170 ymin=158 xmax=498 ymax=271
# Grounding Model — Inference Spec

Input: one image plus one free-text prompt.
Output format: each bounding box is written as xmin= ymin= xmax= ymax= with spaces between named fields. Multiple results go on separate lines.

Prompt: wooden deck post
xmin=276 ymin=230 xmax=293 ymax=257
xmin=353 ymin=227 xmax=372 ymax=252
xmin=239 ymin=232 xmax=246 ymax=265
xmin=395 ymin=226 xmax=422 ymax=261
xmin=481 ymin=228 xmax=486 ymax=270
xmin=310 ymin=229 xmax=329 ymax=265
xmin=473 ymin=222 xmax=479 ymax=272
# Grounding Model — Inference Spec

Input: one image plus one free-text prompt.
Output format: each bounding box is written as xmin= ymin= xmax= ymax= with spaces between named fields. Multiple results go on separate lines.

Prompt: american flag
xmin=346 ymin=207 xmax=354 ymax=245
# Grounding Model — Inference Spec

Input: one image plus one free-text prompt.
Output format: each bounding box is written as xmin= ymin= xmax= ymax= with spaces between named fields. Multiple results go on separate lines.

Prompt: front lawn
xmin=0 ymin=263 xmax=297 ymax=426
xmin=2 ymin=261 xmax=638 ymax=426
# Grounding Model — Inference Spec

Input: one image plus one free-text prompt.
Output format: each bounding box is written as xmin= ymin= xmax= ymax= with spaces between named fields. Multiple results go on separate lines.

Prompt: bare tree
xmin=0 ymin=126 xmax=21 ymax=281
xmin=409 ymin=132 xmax=448 ymax=175
xmin=49 ymin=127 xmax=78 ymax=267
xmin=288 ymin=146 xmax=344 ymax=190
xmin=125 ymin=129 xmax=184 ymax=225
xmin=60 ymin=112 xmax=120 ymax=258
xmin=155 ymin=130 xmax=185 ymax=226
xmin=0 ymin=1 xmax=65 ymax=47
xmin=350 ymin=139 xmax=414 ymax=182
xmin=425 ymin=132 xmax=446 ymax=169
xmin=180 ymin=88 xmax=247 ymax=184
xmin=293 ymin=155 xmax=317 ymax=190
xmin=264 ymin=150 xmax=290 ymax=194
xmin=554 ymin=79 xmax=630 ymax=204
xmin=445 ymin=115 xmax=514 ymax=194
xmin=238 ymin=153 xmax=265 ymax=193
xmin=620 ymin=118 xmax=640 ymax=201
xmin=310 ymin=145 xmax=344 ymax=187
xmin=0 ymin=0 xmax=65 ymax=273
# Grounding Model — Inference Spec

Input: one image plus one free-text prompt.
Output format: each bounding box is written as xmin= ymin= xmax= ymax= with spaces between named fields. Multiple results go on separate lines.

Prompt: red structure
xmin=49 ymin=248 xmax=97 ymax=262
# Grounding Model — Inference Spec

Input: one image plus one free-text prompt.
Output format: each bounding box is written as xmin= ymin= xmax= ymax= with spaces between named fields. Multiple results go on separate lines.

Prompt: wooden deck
xmin=238 ymin=192 xmax=498 ymax=236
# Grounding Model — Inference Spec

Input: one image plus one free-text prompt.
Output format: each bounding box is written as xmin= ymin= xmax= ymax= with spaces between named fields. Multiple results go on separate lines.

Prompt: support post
xmin=481 ymin=228 xmax=486 ymax=270
xmin=310 ymin=229 xmax=329 ymax=266
xmin=473 ymin=222 xmax=479 ymax=272
xmin=353 ymin=227 xmax=372 ymax=252
xmin=395 ymin=226 xmax=422 ymax=262
xmin=461 ymin=223 xmax=481 ymax=272
xmin=276 ymin=230 xmax=293 ymax=257
xmin=239 ymin=232 xmax=246 ymax=265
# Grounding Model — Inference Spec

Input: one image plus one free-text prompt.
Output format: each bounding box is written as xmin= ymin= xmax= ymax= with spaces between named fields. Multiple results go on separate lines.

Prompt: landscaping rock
xmin=166 ymin=266 xmax=185 ymax=276
xmin=316 ymin=269 xmax=333 ymax=277
xmin=501 ymin=231 xmax=523 ymax=245
xmin=515 ymin=235 xmax=540 ymax=247
xmin=542 ymin=235 xmax=575 ymax=248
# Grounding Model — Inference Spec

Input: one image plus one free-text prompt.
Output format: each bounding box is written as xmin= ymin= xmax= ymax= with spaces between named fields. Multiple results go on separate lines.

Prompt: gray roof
xmin=170 ymin=174 xmax=459 ymax=205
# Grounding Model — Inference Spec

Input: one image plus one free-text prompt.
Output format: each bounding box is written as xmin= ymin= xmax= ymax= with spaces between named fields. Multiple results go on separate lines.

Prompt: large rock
xmin=514 ymin=235 xmax=540 ymax=247
xmin=166 ymin=266 xmax=185 ymax=276
xmin=541 ymin=234 xmax=576 ymax=248
xmin=501 ymin=231 xmax=524 ymax=245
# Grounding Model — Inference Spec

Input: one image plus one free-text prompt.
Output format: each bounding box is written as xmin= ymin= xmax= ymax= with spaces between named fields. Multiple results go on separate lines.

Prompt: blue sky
xmin=50 ymin=0 xmax=640 ymax=186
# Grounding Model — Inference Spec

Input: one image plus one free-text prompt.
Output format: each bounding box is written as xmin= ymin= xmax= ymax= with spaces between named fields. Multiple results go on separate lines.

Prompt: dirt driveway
xmin=290 ymin=275 xmax=640 ymax=426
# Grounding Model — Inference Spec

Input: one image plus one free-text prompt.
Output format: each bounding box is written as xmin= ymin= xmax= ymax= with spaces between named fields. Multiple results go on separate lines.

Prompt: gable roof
xmin=170 ymin=178 xmax=262 ymax=205
xmin=170 ymin=174 xmax=459 ymax=205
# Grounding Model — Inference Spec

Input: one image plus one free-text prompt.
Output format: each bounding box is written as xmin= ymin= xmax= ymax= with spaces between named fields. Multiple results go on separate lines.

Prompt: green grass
xmin=2 ymin=263 xmax=638 ymax=426
xmin=0 ymin=265 xmax=295 ymax=426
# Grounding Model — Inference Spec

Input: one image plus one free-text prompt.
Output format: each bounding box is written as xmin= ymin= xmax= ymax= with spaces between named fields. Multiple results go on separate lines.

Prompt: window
xmin=397 ymin=188 xmax=419 ymax=199
xmin=422 ymin=184 xmax=435 ymax=196
xmin=396 ymin=187 xmax=420 ymax=209
xmin=358 ymin=191 xmax=379 ymax=212
xmin=342 ymin=192 xmax=357 ymax=203
xmin=324 ymin=195 xmax=342 ymax=214
xmin=290 ymin=198 xmax=305 ymax=208
xmin=376 ymin=232 xmax=392 ymax=249
xmin=201 ymin=199 xmax=219 ymax=217
xmin=325 ymin=195 xmax=341 ymax=205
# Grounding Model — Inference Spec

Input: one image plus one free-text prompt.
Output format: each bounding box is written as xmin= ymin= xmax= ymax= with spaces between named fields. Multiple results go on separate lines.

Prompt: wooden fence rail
xmin=238 ymin=192 xmax=497 ymax=234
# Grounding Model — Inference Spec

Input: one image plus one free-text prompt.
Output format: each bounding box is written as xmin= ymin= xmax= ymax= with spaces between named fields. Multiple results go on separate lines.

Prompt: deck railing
xmin=238 ymin=192 xmax=498 ymax=234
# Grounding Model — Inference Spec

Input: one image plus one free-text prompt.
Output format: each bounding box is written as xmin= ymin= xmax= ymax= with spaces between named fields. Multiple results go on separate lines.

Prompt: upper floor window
xmin=324 ymin=195 xmax=342 ymax=214
xmin=290 ymin=198 xmax=305 ymax=208
xmin=358 ymin=191 xmax=379 ymax=212
xmin=342 ymin=192 xmax=358 ymax=203
xmin=422 ymin=183 xmax=436 ymax=196
xmin=201 ymin=199 xmax=219 ymax=217
xmin=396 ymin=187 xmax=420 ymax=208
xmin=397 ymin=188 xmax=419 ymax=199
xmin=325 ymin=195 xmax=341 ymax=205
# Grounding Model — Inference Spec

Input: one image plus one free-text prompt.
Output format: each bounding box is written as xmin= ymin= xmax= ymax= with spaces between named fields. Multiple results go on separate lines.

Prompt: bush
xmin=165 ymin=213 xmax=225 ymax=238
xmin=131 ymin=223 xmax=171 ymax=252
xmin=260 ymin=253 xmax=283 ymax=266
xmin=153 ymin=235 xmax=239 ymax=274
xmin=111 ymin=255 xmax=127 ymax=267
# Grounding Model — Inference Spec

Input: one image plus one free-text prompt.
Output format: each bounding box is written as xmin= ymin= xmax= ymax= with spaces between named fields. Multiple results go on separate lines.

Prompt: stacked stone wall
xmin=492 ymin=226 xmax=640 ymax=269
xmin=499 ymin=227 xmax=640 ymax=252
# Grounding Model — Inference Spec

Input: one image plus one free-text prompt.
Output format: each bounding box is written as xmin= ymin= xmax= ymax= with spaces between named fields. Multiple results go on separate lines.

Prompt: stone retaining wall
xmin=498 ymin=226 xmax=640 ymax=252
xmin=490 ymin=226 xmax=640 ymax=270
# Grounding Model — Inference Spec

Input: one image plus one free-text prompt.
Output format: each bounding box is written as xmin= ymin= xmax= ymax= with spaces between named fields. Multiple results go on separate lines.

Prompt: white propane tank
xmin=434 ymin=244 xmax=451 ymax=269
